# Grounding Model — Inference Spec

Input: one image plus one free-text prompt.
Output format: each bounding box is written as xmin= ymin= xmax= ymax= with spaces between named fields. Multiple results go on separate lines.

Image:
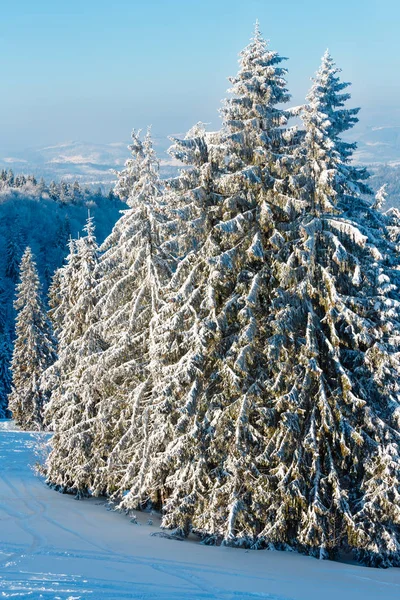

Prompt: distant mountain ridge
xmin=2 ymin=125 xmax=400 ymax=188
xmin=0 ymin=138 xmax=181 ymax=186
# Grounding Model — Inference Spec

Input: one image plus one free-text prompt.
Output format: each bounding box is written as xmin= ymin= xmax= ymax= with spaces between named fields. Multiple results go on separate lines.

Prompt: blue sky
xmin=0 ymin=0 xmax=399 ymax=151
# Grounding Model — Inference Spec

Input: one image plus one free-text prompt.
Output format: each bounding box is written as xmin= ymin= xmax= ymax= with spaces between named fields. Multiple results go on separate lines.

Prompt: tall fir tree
xmin=86 ymin=129 xmax=178 ymax=498
xmin=43 ymin=132 xmax=176 ymax=495
xmin=8 ymin=248 xmax=56 ymax=430
xmin=43 ymin=214 xmax=100 ymax=433
xmin=115 ymin=23 xmax=299 ymax=532
xmin=48 ymin=237 xmax=79 ymax=340
xmin=250 ymin=54 xmax=400 ymax=566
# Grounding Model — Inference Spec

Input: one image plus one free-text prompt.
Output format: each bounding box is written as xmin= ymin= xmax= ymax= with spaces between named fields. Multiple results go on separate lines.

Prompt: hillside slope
xmin=0 ymin=423 xmax=399 ymax=599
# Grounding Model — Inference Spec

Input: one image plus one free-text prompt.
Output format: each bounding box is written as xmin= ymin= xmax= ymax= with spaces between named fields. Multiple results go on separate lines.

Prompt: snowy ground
xmin=0 ymin=422 xmax=399 ymax=599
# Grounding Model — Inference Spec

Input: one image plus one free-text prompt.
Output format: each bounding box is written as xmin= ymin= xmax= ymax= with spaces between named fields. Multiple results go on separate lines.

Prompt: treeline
xmin=0 ymin=168 xmax=116 ymax=205
xmin=7 ymin=25 xmax=400 ymax=568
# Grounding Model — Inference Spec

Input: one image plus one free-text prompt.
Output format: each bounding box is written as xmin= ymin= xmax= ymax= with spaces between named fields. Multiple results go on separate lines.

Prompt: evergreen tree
xmin=116 ymin=23 xmax=297 ymax=531
xmin=8 ymin=248 xmax=56 ymax=430
xmin=49 ymin=181 xmax=59 ymax=200
xmin=6 ymin=169 xmax=14 ymax=187
xmin=37 ymin=177 xmax=47 ymax=196
xmin=27 ymin=174 xmax=37 ymax=186
xmin=43 ymin=215 xmax=100 ymax=397
xmin=250 ymin=54 xmax=400 ymax=566
xmin=47 ymin=237 xmax=79 ymax=340
xmin=72 ymin=180 xmax=83 ymax=204
xmin=43 ymin=216 xmax=102 ymax=489
xmin=94 ymin=129 xmax=177 ymax=499
xmin=312 ymin=53 xmax=400 ymax=301
xmin=45 ymin=130 xmax=176 ymax=497
xmin=59 ymin=181 xmax=71 ymax=205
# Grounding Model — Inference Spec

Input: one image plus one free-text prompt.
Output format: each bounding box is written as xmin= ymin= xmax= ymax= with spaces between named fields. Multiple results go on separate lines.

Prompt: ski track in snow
xmin=0 ymin=422 xmax=399 ymax=599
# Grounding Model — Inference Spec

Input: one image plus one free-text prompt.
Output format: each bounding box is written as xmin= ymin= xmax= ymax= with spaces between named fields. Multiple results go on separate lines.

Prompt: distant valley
xmin=0 ymin=137 xmax=181 ymax=187
xmin=2 ymin=125 xmax=400 ymax=207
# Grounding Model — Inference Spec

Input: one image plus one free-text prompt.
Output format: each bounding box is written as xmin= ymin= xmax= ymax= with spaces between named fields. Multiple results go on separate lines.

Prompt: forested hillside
xmin=0 ymin=172 xmax=125 ymax=415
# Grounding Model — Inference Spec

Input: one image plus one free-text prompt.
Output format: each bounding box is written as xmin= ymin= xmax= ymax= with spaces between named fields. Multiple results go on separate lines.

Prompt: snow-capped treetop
xmin=305 ymin=53 xmax=400 ymax=304
xmin=14 ymin=248 xmax=46 ymax=320
xmin=48 ymin=237 xmax=80 ymax=341
xmin=169 ymin=22 xmax=294 ymax=185
xmin=307 ymin=51 xmax=371 ymax=197
xmin=222 ymin=20 xmax=291 ymax=133
xmin=309 ymin=50 xmax=358 ymax=145
xmin=114 ymin=128 xmax=163 ymax=208
xmin=293 ymin=83 xmax=340 ymax=215
xmin=292 ymin=50 xmax=375 ymax=216
xmin=54 ymin=213 xmax=100 ymax=353
xmin=83 ymin=211 xmax=96 ymax=242
xmin=113 ymin=129 xmax=145 ymax=204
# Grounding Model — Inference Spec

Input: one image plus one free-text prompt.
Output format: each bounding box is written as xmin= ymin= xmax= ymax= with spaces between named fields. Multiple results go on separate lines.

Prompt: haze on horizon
xmin=0 ymin=0 xmax=399 ymax=154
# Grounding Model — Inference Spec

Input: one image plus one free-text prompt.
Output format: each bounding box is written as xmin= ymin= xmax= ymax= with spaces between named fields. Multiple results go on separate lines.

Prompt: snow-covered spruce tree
xmin=301 ymin=53 xmax=400 ymax=320
xmin=60 ymin=213 xmax=100 ymax=348
xmin=88 ymin=129 xmax=181 ymax=498
xmin=116 ymin=24 xmax=298 ymax=531
xmin=44 ymin=130 xmax=176 ymax=497
xmin=45 ymin=215 xmax=99 ymax=371
xmin=42 ymin=215 xmax=101 ymax=487
xmin=47 ymin=237 xmax=79 ymax=341
xmin=8 ymin=248 xmax=56 ymax=430
xmin=312 ymin=51 xmax=365 ymax=163
xmin=78 ymin=128 xmax=176 ymax=498
xmin=251 ymin=58 xmax=400 ymax=566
